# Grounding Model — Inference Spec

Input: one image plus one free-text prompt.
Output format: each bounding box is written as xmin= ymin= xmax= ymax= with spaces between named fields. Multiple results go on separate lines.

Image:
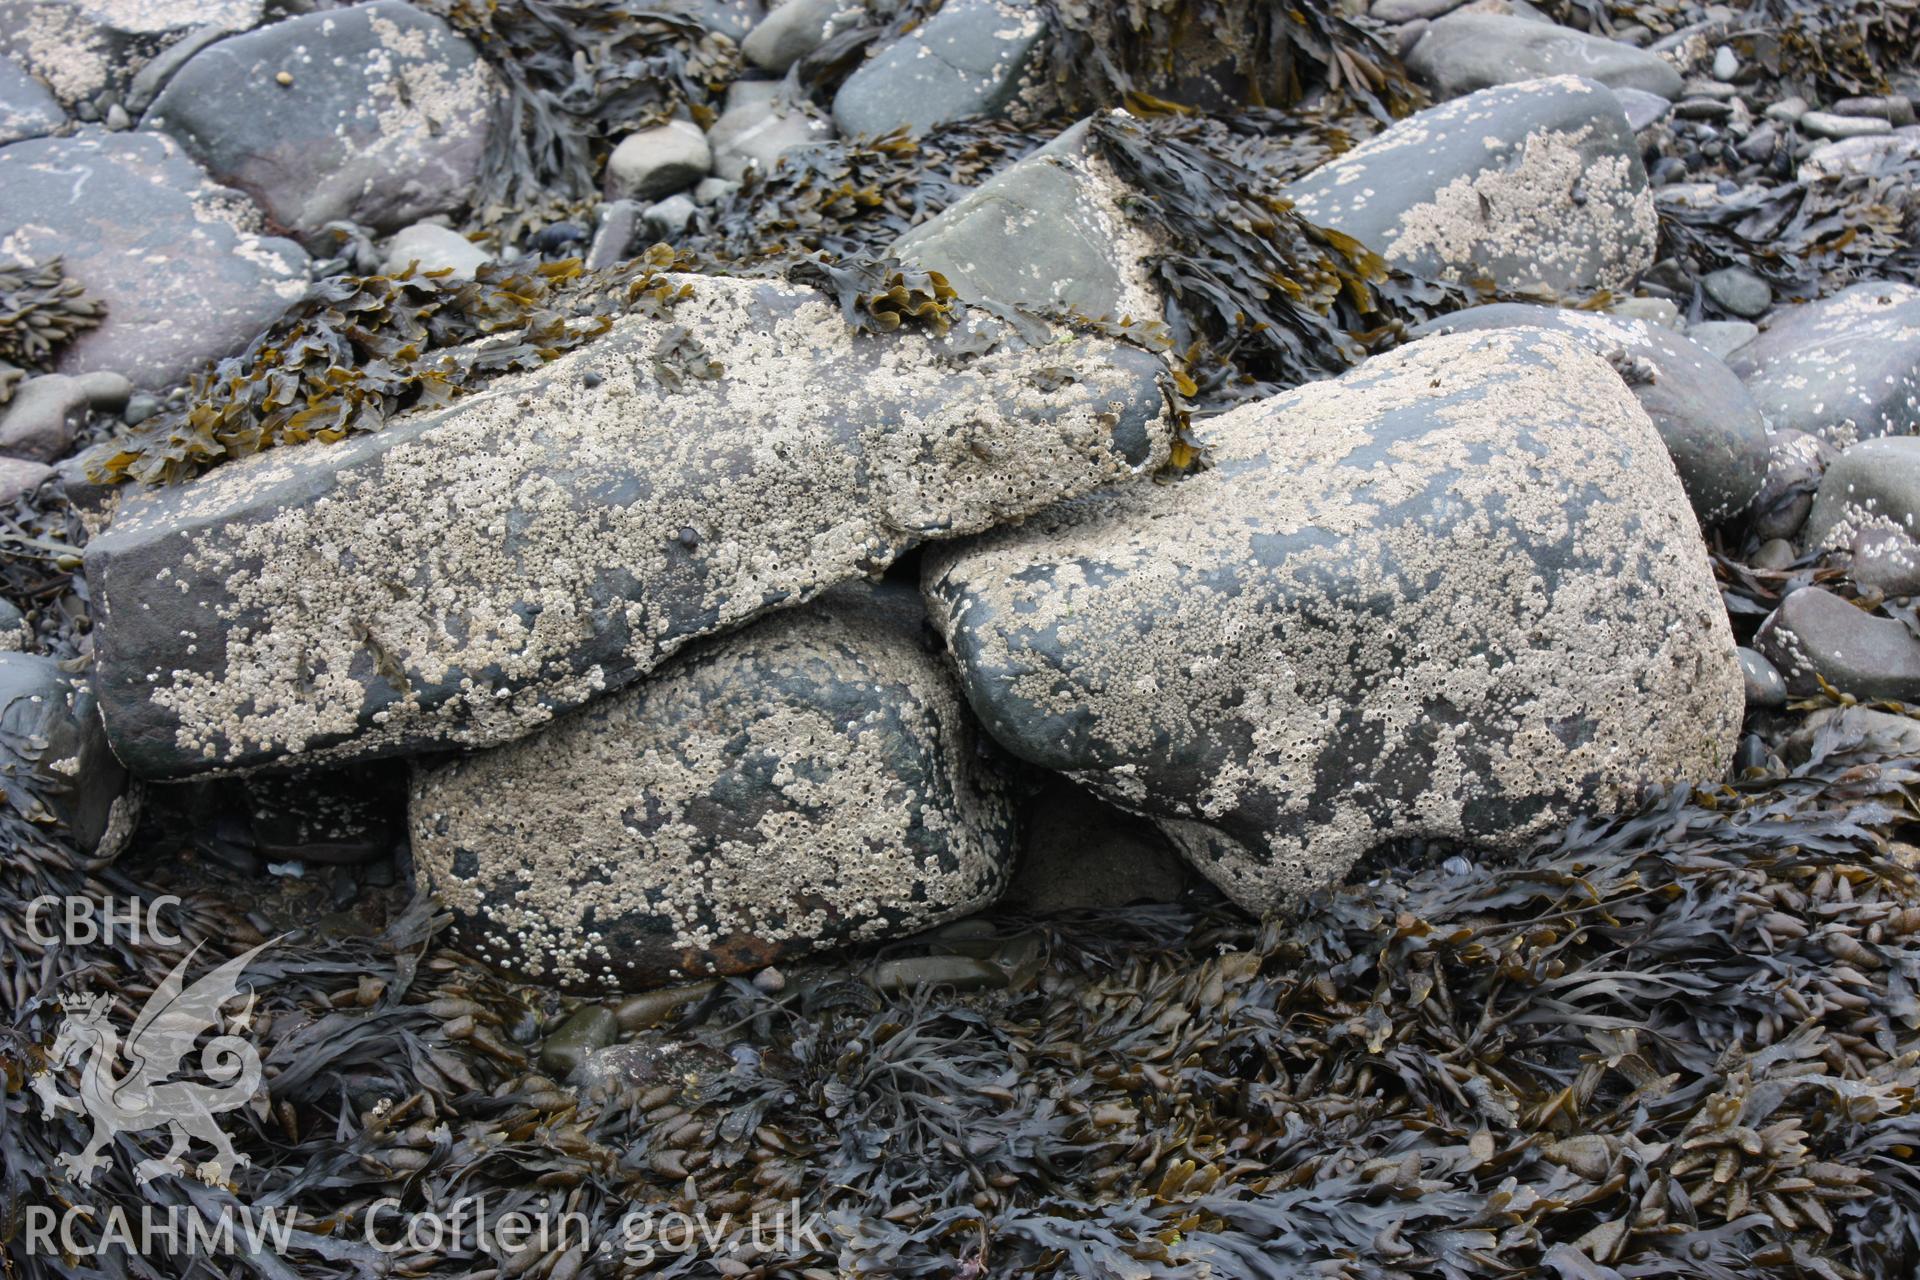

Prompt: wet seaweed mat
xmin=4 ymin=718 xmax=1918 ymax=1278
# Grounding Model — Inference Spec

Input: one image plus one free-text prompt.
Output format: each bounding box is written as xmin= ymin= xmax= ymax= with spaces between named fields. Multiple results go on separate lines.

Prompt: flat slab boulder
xmin=85 ymin=273 xmax=1171 ymax=780
xmin=924 ymin=328 xmax=1741 ymax=912
xmin=1410 ymin=303 xmax=1768 ymax=524
xmin=1728 ymin=281 xmax=1920 ymax=448
xmin=1279 ymin=77 xmax=1656 ymax=299
xmin=831 ymin=0 xmax=1044 ymax=138
xmin=1407 ymin=12 xmax=1683 ymax=100
xmin=144 ymin=1 xmax=499 ymax=235
xmin=892 ymin=118 xmax=1163 ymax=324
xmin=0 ymin=129 xmax=308 ymax=390
xmin=410 ymin=583 xmax=1015 ymax=991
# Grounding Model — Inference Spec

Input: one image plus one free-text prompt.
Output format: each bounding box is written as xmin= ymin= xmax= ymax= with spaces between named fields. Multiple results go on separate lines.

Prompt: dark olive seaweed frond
xmin=0 ymin=258 xmax=105 ymax=398
xmin=416 ymin=0 xmax=741 ymax=236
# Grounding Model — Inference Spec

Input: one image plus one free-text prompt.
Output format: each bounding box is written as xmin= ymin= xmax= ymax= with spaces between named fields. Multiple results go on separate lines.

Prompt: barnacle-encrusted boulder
xmin=0 ymin=129 xmax=308 ymax=390
xmin=1410 ymin=303 xmax=1768 ymax=525
xmin=143 ymin=1 xmax=500 ymax=235
xmin=1728 ymin=281 xmax=1920 ymax=448
xmin=831 ymin=0 xmax=1044 ymax=139
xmin=410 ymin=582 xmax=1016 ymax=991
xmin=892 ymin=118 xmax=1164 ymax=324
xmin=924 ymin=328 xmax=1742 ymax=912
xmin=1755 ymin=586 xmax=1920 ymax=703
xmin=0 ymin=651 xmax=129 ymax=855
xmin=1406 ymin=12 xmax=1684 ymax=100
xmin=1279 ymin=76 xmax=1656 ymax=299
xmin=85 ymin=274 xmax=1171 ymax=780
xmin=1802 ymin=438 xmax=1920 ymax=595
xmin=0 ymin=0 xmax=262 ymax=107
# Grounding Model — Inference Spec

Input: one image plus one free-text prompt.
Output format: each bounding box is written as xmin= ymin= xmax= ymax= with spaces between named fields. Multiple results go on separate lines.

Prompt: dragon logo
xmin=31 ymin=940 xmax=276 ymax=1187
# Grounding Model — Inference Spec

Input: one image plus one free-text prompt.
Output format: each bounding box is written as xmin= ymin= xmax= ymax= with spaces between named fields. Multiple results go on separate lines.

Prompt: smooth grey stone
xmin=924 ymin=328 xmax=1742 ymax=913
xmin=1755 ymin=585 xmax=1920 ymax=701
xmin=1751 ymin=429 xmax=1834 ymax=542
xmin=382 ymin=222 xmax=490 ymax=280
xmin=1711 ymin=45 xmax=1738 ymax=82
xmin=1703 ymin=265 xmax=1771 ymax=318
xmin=0 ymin=55 xmax=62 ymax=143
xmin=1765 ymin=95 xmax=1808 ymax=124
xmin=122 ymin=391 xmax=160 ymax=425
xmin=585 ymin=199 xmax=643 ymax=270
xmin=1409 ymin=303 xmax=1768 ymax=524
xmin=1751 ymin=537 xmax=1796 ymax=570
xmin=1828 ymin=95 xmax=1915 ymax=127
xmin=641 ymin=193 xmax=696 ymax=239
xmin=85 ymin=274 xmax=1171 ymax=779
xmin=539 ymin=1004 xmax=617 ymax=1076
xmin=0 ymin=650 xmax=128 ymax=853
xmin=1798 ymin=110 xmax=1891 ymax=141
xmin=1612 ymin=85 xmax=1673 ymax=132
xmin=693 ymin=176 xmax=738 ymax=205
xmin=871 ymin=954 xmax=1007 ymax=993
xmin=892 ymin=118 xmax=1161 ymax=324
xmin=1371 ymin=0 xmax=1467 ymax=19
xmin=831 ymin=0 xmax=1044 ymax=138
xmin=1280 ymin=77 xmax=1656 ymax=299
xmin=0 ymin=0 xmax=261 ymax=108
xmin=75 ymin=369 xmax=132 ymax=411
xmin=742 ymin=0 xmax=857 ymax=72
xmin=0 ymin=373 xmax=88 ymax=462
xmin=1800 ymin=132 xmax=1920 ymax=180
xmin=1738 ymin=646 xmax=1786 ymax=708
xmin=0 ymin=457 xmax=52 ymax=504
xmin=0 ymin=129 xmax=308 ymax=391
xmin=411 ymin=583 xmax=1017 ymax=991
xmin=707 ymin=80 xmax=831 ymax=181
xmin=1729 ymin=281 xmax=1920 ymax=447
xmin=1002 ymin=777 xmax=1189 ymax=911
xmin=605 ymin=120 xmax=710 ymax=200
xmin=144 ymin=1 xmax=499 ymax=235
xmin=1686 ymin=319 xmax=1758 ymax=362
xmin=1407 ymin=12 xmax=1683 ymax=99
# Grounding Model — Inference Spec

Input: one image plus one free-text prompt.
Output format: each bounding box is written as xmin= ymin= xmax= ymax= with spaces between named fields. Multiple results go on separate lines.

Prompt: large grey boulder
xmin=1407 ymin=12 xmax=1683 ymax=99
xmin=1279 ymin=77 xmax=1656 ymax=299
xmin=0 ymin=56 xmax=62 ymax=145
xmin=143 ymin=1 xmax=499 ymax=236
xmin=1728 ymin=282 xmax=1920 ymax=448
xmin=892 ymin=118 xmax=1163 ymax=324
xmin=1802 ymin=438 xmax=1920 ymax=595
xmin=0 ymin=651 xmax=129 ymax=854
xmin=85 ymin=274 xmax=1172 ymax=780
xmin=924 ymin=328 xmax=1741 ymax=912
xmin=0 ymin=129 xmax=308 ymax=391
xmin=1755 ymin=586 xmax=1920 ymax=702
xmin=0 ymin=0 xmax=262 ymax=107
xmin=1409 ymin=303 xmax=1768 ymax=524
xmin=831 ymin=0 xmax=1045 ymax=138
xmin=411 ymin=583 xmax=1015 ymax=991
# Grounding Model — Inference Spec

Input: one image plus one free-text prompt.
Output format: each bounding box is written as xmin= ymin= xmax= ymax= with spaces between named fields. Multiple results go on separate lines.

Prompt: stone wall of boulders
xmin=4 ymin=0 xmax=1918 ymax=991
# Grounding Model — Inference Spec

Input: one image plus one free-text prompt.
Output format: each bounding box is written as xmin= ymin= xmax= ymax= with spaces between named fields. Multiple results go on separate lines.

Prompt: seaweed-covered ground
xmin=4 ymin=0 xmax=1920 ymax=1276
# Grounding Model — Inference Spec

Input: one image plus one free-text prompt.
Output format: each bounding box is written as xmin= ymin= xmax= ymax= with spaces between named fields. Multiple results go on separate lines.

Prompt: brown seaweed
xmin=0 ymin=259 xmax=105 ymax=402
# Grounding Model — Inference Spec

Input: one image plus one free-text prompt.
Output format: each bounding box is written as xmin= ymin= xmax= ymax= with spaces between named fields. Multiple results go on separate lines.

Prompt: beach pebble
xmin=0 ymin=373 xmax=88 ymax=462
xmin=606 ymin=119 xmax=711 ymax=200
xmin=1756 ymin=585 xmax=1920 ymax=701
xmin=708 ymin=79 xmax=832 ymax=181
xmin=382 ymin=222 xmax=491 ymax=280
xmin=1703 ymin=265 xmax=1771 ymax=318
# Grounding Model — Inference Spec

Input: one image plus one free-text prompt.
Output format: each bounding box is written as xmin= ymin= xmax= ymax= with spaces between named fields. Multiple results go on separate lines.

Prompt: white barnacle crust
xmin=408 ymin=585 xmax=1014 ymax=991
xmin=925 ymin=328 xmax=1743 ymax=912
xmin=85 ymin=274 xmax=1171 ymax=778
